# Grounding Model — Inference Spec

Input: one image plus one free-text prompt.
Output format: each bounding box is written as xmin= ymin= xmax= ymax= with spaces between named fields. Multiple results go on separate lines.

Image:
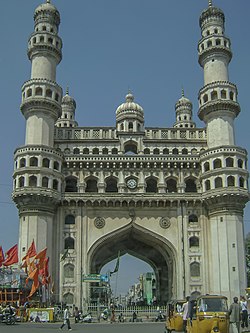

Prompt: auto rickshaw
xmin=187 ymin=295 xmax=229 ymax=333
xmin=165 ymin=299 xmax=185 ymax=333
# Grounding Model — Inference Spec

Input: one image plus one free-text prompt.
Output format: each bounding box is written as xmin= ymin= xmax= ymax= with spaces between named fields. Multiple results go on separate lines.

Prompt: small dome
xmin=175 ymin=90 xmax=192 ymax=108
xmin=62 ymin=89 xmax=76 ymax=108
xmin=199 ymin=3 xmax=224 ymax=27
xmin=116 ymin=92 xmax=143 ymax=115
xmin=34 ymin=0 xmax=60 ymax=20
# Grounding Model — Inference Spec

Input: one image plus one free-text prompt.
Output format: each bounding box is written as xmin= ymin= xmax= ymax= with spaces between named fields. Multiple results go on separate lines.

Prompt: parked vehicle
xmin=186 ymin=295 xmax=229 ymax=333
xmin=155 ymin=310 xmax=166 ymax=322
xmin=165 ymin=299 xmax=185 ymax=332
xmin=80 ymin=312 xmax=92 ymax=323
xmin=0 ymin=313 xmax=16 ymax=325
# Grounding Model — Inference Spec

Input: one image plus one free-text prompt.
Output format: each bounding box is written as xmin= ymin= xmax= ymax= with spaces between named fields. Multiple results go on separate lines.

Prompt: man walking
xmin=182 ymin=296 xmax=190 ymax=333
xmin=60 ymin=306 xmax=72 ymax=331
xmin=228 ymin=297 xmax=241 ymax=333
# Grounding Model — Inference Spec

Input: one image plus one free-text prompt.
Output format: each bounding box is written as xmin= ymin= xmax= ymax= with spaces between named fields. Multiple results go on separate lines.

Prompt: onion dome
xmin=174 ymin=90 xmax=196 ymax=128
xmin=116 ymin=92 xmax=143 ymax=116
xmin=62 ymin=88 xmax=76 ymax=109
xmin=55 ymin=88 xmax=78 ymax=128
xmin=199 ymin=0 xmax=224 ymax=29
xmin=34 ymin=0 xmax=60 ymax=26
xmin=116 ymin=91 xmax=144 ymax=132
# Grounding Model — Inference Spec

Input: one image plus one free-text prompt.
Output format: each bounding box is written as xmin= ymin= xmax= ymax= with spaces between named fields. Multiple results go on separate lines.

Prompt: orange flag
xmin=41 ymin=257 xmax=49 ymax=285
xmin=22 ymin=240 xmax=37 ymax=261
xmin=3 ymin=244 xmax=18 ymax=266
xmin=35 ymin=248 xmax=47 ymax=269
xmin=27 ymin=268 xmax=39 ymax=298
xmin=0 ymin=246 xmax=5 ymax=267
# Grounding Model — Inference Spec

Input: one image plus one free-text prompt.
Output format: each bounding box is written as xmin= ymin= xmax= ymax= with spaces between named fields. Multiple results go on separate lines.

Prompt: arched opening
xmin=90 ymin=224 xmax=175 ymax=305
xmin=20 ymin=158 xmax=26 ymax=168
xmin=146 ymin=178 xmax=158 ymax=193
xmin=227 ymin=176 xmax=235 ymax=187
xmin=65 ymin=237 xmax=75 ymax=249
xmin=185 ymin=178 xmax=197 ymax=192
xmin=215 ymin=177 xmax=223 ymax=188
xmin=189 ymin=236 xmax=199 ymax=249
xmin=190 ymin=262 xmax=200 ymax=277
xmin=42 ymin=158 xmax=50 ymax=168
xmin=85 ymin=178 xmax=98 ymax=193
xmin=29 ymin=176 xmax=37 ymax=187
xmin=226 ymin=157 xmax=234 ymax=167
xmin=205 ymin=179 xmax=211 ymax=191
xmin=124 ymin=141 xmax=137 ymax=155
xmin=166 ymin=178 xmax=177 ymax=193
xmin=213 ymin=159 xmax=222 ymax=169
xmin=65 ymin=177 xmax=77 ymax=192
xmin=30 ymin=157 xmax=38 ymax=166
xmin=204 ymin=162 xmax=210 ymax=172
xmin=42 ymin=177 xmax=49 ymax=188
xmin=105 ymin=177 xmax=118 ymax=192
xmin=65 ymin=215 xmax=75 ymax=225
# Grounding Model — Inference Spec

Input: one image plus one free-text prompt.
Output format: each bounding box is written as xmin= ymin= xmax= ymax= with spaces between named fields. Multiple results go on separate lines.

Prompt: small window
xmin=42 ymin=177 xmax=49 ymax=188
xmin=146 ymin=178 xmax=158 ymax=193
xmin=93 ymin=148 xmax=99 ymax=154
xmin=238 ymin=159 xmax=243 ymax=168
xmin=190 ymin=262 xmax=200 ymax=277
xmin=226 ymin=157 xmax=234 ymax=167
xmin=189 ymin=214 xmax=198 ymax=223
xmin=215 ymin=177 xmax=223 ymax=188
xmin=42 ymin=158 xmax=50 ymax=168
xmin=85 ymin=178 xmax=98 ymax=193
xmin=166 ymin=179 xmax=177 ymax=193
xmin=227 ymin=176 xmax=235 ymax=187
xmin=172 ymin=148 xmax=179 ymax=155
xmin=189 ymin=236 xmax=199 ymax=248
xmin=205 ymin=180 xmax=211 ymax=191
xmin=204 ymin=162 xmax=210 ymax=172
xmin=29 ymin=175 xmax=37 ymax=187
xmin=53 ymin=179 xmax=58 ymax=190
xmin=185 ymin=178 xmax=197 ymax=193
xmin=65 ymin=215 xmax=75 ymax=225
xmin=213 ymin=159 xmax=222 ymax=169
xmin=73 ymin=148 xmax=80 ymax=154
xmin=102 ymin=148 xmax=108 ymax=154
xmin=54 ymin=161 xmax=59 ymax=170
xmin=144 ymin=148 xmax=150 ymax=154
xmin=46 ymin=89 xmax=52 ymax=98
xmin=30 ymin=157 xmax=38 ymax=166
xmin=105 ymin=177 xmax=118 ymax=192
xmin=35 ymin=87 xmax=43 ymax=96
xmin=20 ymin=158 xmax=26 ymax=168
xmin=65 ymin=237 xmax=74 ymax=249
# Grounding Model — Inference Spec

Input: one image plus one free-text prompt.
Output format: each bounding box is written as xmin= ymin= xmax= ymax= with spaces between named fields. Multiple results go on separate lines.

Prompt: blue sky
xmin=0 ymin=0 xmax=250 ymax=294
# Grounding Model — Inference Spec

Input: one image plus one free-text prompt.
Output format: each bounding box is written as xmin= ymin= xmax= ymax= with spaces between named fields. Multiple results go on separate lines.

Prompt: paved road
xmin=0 ymin=322 xmax=167 ymax=333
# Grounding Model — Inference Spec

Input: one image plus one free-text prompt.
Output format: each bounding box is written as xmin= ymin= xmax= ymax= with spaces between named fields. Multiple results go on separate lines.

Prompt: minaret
xmin=13 ymin=1 xmax=64 ymax=268
xmin=198 ymin=1 xmax=249 ymax=300
xmin=21 ymin=0 xmax=63 ymax=146
xmin=198 ymin=0 xmax=240 ymax=148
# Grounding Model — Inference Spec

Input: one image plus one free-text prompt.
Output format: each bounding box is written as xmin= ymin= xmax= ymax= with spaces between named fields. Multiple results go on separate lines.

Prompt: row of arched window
xmin=68 ymin=147 xmax=198 ymax=155
xmin=16 ymin=157 xmax=60 ymax=171
xmin=65 ymin=176 xmax=198 ymax=193
xmin=199 ymin=37 xmax=229 ymax=52
xmin=17 ymin=175 xmax=59 ymax=190
xmin=200 ymin=88 xmax=235 ymax=105
xmin=203 ymin=157 xmax=244 ymax=171
xmin=204 ymin=176 xmax=245 ymax=190
xmin=23 ymin=86 xmax=60 ymax=102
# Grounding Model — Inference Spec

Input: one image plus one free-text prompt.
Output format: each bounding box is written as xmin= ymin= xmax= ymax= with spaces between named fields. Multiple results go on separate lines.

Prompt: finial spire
xmin=66 ymin=87 xmax=69 ymax=95
xmin=208 ymin=0 xmax=212 ymax=7
xmin=182 ymin=88 xmax=185 ymax=97
xmin=46 ymin=0 xmax=51 ymax=3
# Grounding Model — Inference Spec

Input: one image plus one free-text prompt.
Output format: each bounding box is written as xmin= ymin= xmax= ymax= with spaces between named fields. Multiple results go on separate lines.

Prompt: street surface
xmin=0 ymin=322 xmax=166 ymax=333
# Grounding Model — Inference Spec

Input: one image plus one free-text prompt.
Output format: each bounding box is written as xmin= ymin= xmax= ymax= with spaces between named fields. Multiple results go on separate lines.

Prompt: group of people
xmin=181 ymin=295 xmax=249 ymax=333
xmin=228 ymin=296 xmax=248 ymax=333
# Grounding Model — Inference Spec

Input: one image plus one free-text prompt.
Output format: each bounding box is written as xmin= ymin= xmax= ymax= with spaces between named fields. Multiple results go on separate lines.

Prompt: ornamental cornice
xmin=60 ymin=193 xmax=203 ymax=208
xmin=21 ymin=99 xmax=61 ymax=119
xmin=200 ymin=168 xmax=248 ymax=180
xmin=198 ymin=46 xmax=232 ymax=67
xmin=198 ymin=100 xmax=240 ymax=120
xmin=198 ymin=81 xmax=237 ymax=96
xmin=28 ymin=44 xmax=62 ymax=63
xmin=14 ymin=145 xmax=64 ymax=159
xmin=199 ymin=145 xmax=247 ymax=160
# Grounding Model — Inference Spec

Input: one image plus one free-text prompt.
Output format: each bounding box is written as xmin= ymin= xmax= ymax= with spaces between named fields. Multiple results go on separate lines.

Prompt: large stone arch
xmin=88 ymin=222 xmax=177 ymax=305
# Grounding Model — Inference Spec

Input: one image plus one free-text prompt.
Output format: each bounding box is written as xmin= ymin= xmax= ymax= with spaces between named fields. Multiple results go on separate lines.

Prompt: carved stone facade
xmin=13 ymin=1 xmax=249 ymax=307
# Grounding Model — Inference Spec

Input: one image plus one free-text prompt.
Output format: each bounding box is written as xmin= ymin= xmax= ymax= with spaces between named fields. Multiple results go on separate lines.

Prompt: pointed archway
xmin=89 ymin=223 xmax=176 ymax=304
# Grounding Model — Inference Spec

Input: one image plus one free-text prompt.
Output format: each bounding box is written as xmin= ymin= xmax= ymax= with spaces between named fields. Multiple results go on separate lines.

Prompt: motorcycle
xmin=80 ymin=312 xmax=92 ymax=323
xmin=155 ymin=311 xmax=166 ymax=322
xmin=0 ymin=313 xmax=16 ymax=325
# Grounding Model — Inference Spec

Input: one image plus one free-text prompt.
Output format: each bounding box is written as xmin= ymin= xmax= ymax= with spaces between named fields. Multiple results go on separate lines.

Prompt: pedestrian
xmin=240 ymin=296 xmax=248 ymax=331
xmin=228 ymin=296 xmax=241 ymax=333
xmin=60 ymin=306 xmax=72 ymax=331
xmin=132 ymin=311 xmax=137 ymax=322
xmin=74 ymin=306 xmax=80 ymax=323
xmin=182 ymin=296 xmax=190 ymax=333
xmin=110 ymin=308 xmax=115 ymax=323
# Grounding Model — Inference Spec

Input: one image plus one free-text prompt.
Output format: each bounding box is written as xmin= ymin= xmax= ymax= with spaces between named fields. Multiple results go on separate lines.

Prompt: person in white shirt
xmin=60 ymin=306 xmax=72 ymax=331
xmin=182 ymin=296 xmax=190 ymax=333
xmin=240 ymin=296 xmax=248 ymax=330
